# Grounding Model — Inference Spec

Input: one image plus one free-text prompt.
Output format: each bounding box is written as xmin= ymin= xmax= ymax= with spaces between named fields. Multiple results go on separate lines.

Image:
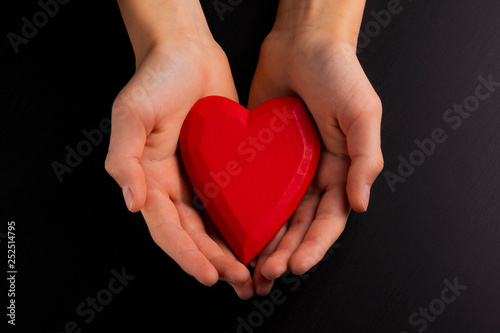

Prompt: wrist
xmin=117 ymin=0 xmax=215 ymax=66
xmin=272 ymin=0 xmax=366 ymax=48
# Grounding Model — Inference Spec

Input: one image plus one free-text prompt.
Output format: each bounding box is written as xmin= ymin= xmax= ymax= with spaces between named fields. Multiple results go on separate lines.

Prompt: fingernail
xmin=362 ymin=185 xmax=371 ymax=212
xmin=122 ymin=185 xmax=134 ymax=211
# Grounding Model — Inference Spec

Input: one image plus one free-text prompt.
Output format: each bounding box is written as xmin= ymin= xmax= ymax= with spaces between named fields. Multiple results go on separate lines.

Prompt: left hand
xmin=106 ymin=0 xmax=254 ymax=299
xmin=247 ymin=6 xmax=384 ymax=295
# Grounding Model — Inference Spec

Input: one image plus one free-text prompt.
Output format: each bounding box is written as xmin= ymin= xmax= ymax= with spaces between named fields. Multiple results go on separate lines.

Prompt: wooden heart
xmin=180 ymin=96 xmax=320 ymax=264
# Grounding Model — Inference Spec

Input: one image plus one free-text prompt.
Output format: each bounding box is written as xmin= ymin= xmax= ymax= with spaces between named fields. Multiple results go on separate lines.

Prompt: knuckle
xmin=373 ymin=153 xmax=385 ymax=173
xmin=357 ymin=154 xmax=384 ymax=177
xmin=355 ymin=94 xmax=382 ymax=118
xmin=343 ymin=93 xmax=382 ymax=128
xmin=367 ymin=96 xmax=383 ymax=116
xmin=104 ymin=155 xmax=119 ymax=177
xmin=111 ymin=97 xmax=132 ymax=120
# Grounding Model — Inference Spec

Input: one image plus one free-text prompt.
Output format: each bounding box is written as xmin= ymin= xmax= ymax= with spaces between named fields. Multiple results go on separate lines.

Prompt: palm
xmin=248 ymin=34 xmax=383 ymax=294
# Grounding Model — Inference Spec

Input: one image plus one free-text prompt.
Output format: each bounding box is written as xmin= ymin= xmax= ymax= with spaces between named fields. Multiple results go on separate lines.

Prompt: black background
xmin=1 ymin=0 xmax=499 ymax=332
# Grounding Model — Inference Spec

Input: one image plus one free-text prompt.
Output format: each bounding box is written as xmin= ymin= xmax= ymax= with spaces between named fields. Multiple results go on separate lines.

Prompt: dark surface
xmin=1 ymin=0 xmax=499 ymax=332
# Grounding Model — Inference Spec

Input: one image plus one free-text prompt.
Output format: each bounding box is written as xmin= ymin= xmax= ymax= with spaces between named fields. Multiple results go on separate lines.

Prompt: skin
xmin=106 ymin=0 xmax=383 ymax=299
xmin=248 ymin=0 xmax=384 ymax=295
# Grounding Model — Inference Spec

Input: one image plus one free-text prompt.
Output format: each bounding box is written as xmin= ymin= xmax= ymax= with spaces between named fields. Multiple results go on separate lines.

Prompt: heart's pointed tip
xmin=232 ymin=236 xmax=261 ymax=266
xmin=241 ymin=257 xmax=254 ymax=266
xmin=235 ymin=245 xmax=258 ymax=266
xmin=241 ymin=254 xmax=259 ymax=267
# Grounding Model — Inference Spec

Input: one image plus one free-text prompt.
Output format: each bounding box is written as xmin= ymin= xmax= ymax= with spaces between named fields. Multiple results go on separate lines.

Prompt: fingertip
xmin=231 ymin=266 xmax=252 ymax=286
xmin=125 ymin=180 xmax=147 ymax=213
xmin=255 ymin=280 xmax=274 ymax=296
xmin=181 ymin=253 xmax=220 ymax=287
xmin=253 ymin=260 xmax=276 ymax=296
xmin=347 ymin=184 xmax=369 ymax=214
xmin=261 ymin=256 xmax=287 ymax=280
xmin=289 ymin=255 xmax=316 ymax=276
xmin=237 ymin=290 xmax=254 ymax=300
xmin=233 ymin=280 xmax=255 ymax=300
xmin=121 ymin=185 xmax=135 ymax=212
xmin=195 ymin=265 xmax=219 ymax=287
xmin=346 ymin=155 xmax=382 ymax=213
xmin=210 ymin=255 xmax=251 ymax=287
xmin=105 ymin=155 xmax=147 ymax=212
xmin=254 ymin=271 xmax=274 ymax=296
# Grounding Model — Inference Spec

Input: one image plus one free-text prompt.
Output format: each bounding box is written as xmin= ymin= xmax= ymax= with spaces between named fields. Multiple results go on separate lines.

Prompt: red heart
xmin=180 ymin=96 xmax=321 ymax=264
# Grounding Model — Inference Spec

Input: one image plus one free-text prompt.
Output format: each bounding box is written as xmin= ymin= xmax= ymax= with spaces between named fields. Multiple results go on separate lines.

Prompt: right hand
xmin=105 ymin=29 xmax=254 ymax=298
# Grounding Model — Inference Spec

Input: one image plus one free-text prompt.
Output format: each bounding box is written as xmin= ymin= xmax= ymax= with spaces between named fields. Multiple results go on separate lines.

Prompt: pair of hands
xmin=105 ymin=0 xmax=383 ymax=299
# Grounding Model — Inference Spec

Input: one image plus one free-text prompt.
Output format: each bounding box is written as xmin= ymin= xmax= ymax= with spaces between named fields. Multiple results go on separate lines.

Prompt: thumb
xmin=343 ymin=95 xmax=384 ymax=213
xmin=105 ymin=100 xmax=148 ymax=212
